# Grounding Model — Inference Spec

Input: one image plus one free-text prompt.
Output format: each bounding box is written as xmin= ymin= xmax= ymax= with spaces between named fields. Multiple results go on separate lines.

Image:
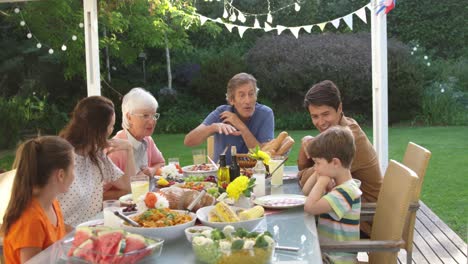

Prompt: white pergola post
xmin=371 ymin=0 xmax=389 ymax=173
xmin=83 ymin=0 xmax=101 ymax=96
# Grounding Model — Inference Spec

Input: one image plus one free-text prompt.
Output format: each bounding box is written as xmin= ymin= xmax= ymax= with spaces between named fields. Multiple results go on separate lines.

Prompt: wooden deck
xmin=359 ymin=201 xmax=467 ymax=264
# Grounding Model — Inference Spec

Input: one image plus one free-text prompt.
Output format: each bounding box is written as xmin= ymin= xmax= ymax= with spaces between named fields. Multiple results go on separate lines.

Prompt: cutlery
xmin=114 ymin=211 xmax=140 ymax=227
xmin=275 ymin=245 xmax=300 ymax=252
xmin=186 ymin=189 xmax=206 ymax=214
xmin=207 ymin=155 xmax=219 ymax=170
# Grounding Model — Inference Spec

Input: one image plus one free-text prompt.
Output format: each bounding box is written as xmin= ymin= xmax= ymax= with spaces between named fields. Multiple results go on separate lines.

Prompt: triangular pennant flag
xmin=199 ymin=15 xmax=208 ymax=26
xmin=317 ymin=22 xmax=327 ymax=31
xmin=302 ymin=25 xmax=313 ymax=33
xmin=267 ymin=13 xmax=273 ymax=24
xmin=343 ymin=14 xmax=353 ymax=30
xmin=237 ymin=26 xmax=248 ymax=38
xmin=224 ymin=23 xmax=235 ymax=32
xmin=276 ymin=25 xmax=286 ymax=35
xmin=355 ymin=6 xmax=367 ymax=24
xmin=215 ymin=18 xmax=223 ymax=23
xmin=253 ymin=17 xmax=261 ymax=28
xmin=366 ymin=3 xmax=372 ymax=12
xmin=331 ymin=18 xmax=340 ymax=29
xmin=264 ymin=22 xmax=274 ymax=32
xmin=289 ymin=27 xmax=301 ymax=38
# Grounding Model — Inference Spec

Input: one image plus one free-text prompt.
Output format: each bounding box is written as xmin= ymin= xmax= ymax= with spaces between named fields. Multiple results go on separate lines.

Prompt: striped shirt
xmin=318 ymin=179 xmax=362 ymax=264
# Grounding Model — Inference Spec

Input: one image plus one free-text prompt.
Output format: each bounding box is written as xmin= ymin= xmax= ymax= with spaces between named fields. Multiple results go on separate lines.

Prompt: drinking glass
xmin=130 ymin=175 xmax=149 ymax=201
xmin=168 ymin=157 xmax=180 ymax=166
xmin=192 ymin=149 xmax=206 ymax=164
xmin=269 ymin=156 xmax=285 ymax=186
xmin=103 ymin=200 xmax=121 ymax=227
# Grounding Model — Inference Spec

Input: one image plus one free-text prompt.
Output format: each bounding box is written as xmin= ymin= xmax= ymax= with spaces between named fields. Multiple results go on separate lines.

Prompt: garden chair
xmin=207 ymin=135 xmax=214 ymax=160
xmin=320 ymin=160 xmax=419 ymax=264
xmin=361 ymin=142 xmax=431 ymax=263
xmin=0 ymin=169 xmax=16 ymax=264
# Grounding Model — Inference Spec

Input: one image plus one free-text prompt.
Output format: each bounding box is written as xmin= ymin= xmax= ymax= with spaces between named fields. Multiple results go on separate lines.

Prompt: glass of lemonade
xmin=192 ymin=149 xmax=206 ymax=164
xmin=103 ymin=200 xmax=121 ymax=227
xmin=130 ymin=175 xmax=149 ymax=201
xmin=269 ymin=156 xmax=285 ymax=186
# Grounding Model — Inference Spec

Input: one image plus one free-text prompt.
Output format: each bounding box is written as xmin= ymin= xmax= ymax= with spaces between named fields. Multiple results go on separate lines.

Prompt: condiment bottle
xmin=217 ymin=154 xmax=230 ymax=188
xmin=229 ymin=146 xmax=240 ymax=181
xmin=252 ymin=160 xmax=266 ymax=197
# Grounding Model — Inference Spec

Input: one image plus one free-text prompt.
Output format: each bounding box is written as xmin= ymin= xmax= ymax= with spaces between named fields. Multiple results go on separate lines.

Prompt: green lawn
xmin=1 ymin=126 xmax=467 ymax=241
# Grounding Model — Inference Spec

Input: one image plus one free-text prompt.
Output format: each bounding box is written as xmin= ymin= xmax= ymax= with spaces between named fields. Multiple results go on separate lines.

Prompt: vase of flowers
xmin=226 ymin=175 xmax=255 ymax=208
xmin=249 ymin=146 xmax=271 ymax=166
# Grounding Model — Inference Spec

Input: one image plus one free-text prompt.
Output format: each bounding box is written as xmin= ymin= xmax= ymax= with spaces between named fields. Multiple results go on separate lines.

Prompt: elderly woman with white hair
xmin=107 ymin=88 xmax=165 ymax=182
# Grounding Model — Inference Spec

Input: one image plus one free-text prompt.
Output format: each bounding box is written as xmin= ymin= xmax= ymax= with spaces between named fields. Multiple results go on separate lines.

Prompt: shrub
xmin=0 ymin=97 xmax=26 ymax=148
xmin=246 ymin=33 xmax=425 ymax=124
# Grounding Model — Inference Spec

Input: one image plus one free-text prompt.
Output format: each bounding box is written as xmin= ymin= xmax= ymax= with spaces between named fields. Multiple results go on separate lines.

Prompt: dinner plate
xmin=119 ymin=193 xmax=134 ymax=206
xmin=253 ymin=194 xmax=306 ymax=209
xmin=77 ymin=219 xmax=104 ymax=227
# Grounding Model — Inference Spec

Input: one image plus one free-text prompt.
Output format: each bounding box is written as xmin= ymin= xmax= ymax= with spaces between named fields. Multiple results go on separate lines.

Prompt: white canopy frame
xmin=1 ymin=0 xmax=389 ymax=172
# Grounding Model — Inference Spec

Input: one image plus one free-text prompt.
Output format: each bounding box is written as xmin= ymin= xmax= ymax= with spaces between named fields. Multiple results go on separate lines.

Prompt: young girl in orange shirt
xmin=1 ymin=136 xmax=74 ymax=264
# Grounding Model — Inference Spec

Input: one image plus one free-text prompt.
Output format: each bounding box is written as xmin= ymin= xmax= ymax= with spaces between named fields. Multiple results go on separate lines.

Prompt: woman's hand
xmin=106 ymin=138 xmax=133 ymax=154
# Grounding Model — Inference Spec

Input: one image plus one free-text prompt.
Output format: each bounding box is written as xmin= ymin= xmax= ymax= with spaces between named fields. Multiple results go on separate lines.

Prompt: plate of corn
xmin=196 ymin=202 xmax=265 ymax=231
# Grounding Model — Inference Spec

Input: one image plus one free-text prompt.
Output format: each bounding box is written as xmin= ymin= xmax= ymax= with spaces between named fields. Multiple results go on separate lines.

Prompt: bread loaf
xmin=276 ymin=136 xmax=295 ymax=155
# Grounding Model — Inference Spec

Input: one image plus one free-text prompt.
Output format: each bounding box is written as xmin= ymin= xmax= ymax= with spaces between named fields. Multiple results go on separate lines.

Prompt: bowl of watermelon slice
xmin=61 ymin=226 xmax=164 ymax=263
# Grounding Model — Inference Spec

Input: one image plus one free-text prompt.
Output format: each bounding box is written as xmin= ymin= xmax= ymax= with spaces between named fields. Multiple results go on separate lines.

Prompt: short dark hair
xmin=307 ymin=126 xmax=355 ymax=168
xmin=304 ymin=80 xmax=342 ymax=111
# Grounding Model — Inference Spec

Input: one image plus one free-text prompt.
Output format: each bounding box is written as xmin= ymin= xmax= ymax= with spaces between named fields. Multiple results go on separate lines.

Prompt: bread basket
xmin=236 ymin=154 xmax=257 ymax=168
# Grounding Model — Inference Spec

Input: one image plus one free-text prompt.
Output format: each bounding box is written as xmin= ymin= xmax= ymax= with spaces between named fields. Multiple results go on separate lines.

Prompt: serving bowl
xmin=196 ymin=206 xmax=264 ymax=231
xmin=184 ymin=226 xmax=213 ymax=242
xmin=181 ymin=164 xmax=218 ymax=177
xmin=120 ymin=209 xmax=197 ymax=241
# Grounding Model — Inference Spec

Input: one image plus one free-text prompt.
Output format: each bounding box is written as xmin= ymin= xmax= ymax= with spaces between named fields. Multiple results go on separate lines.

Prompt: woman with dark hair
xmin=58 ymin=96 xmax=136 ymax=226
xmin=2 ymin=136 xmax=74 ymax=264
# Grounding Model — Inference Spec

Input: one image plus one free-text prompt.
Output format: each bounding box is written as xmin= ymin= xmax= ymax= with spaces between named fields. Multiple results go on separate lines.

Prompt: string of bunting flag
xmin=196 ymin=2 xmax=372 ymax=38
xmin=12 ymin=7 xmax=83 ymax=54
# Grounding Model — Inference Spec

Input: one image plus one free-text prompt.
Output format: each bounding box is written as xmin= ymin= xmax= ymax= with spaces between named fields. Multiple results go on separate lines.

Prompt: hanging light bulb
xmin=61 ymin=45 xmax=67 ymax=51
xmin=223 ymin=8 xmax=228 ymax=18
xmin=14 ymin=8 xmax=20 ymax=13
xmin=36 ymin=43 xmax=42 ymax=49
xmin=238 ymin=11 xmax=246 ymax=23
xmin=48 ymin=49 xmax=54 ymax=54
xmin=72 ymin=35 xmax=77 ymax=41
xmin=20 ymin=21 xmax=25 ymax=26
xmin=229 ymin=12 xmax=237 ymax=22
xmin=253 ymin=17 xmax=260 ymax=28
xmin=79 ymin=22 xmax=84 ymax=28
xmin=27 ymin=33 xmax=32 ymax=39
xmin=295 ymin=3 xmax=301 ymax=12
xmin=267 ymin=13 xmax=273 ymax=24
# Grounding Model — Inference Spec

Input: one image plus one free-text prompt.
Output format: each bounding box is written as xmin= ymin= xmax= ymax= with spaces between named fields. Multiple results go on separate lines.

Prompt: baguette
xmin=276 ymin=136 xmax=295 ymax=156
xmin=270 ymin=131 xmax=288 ymax=152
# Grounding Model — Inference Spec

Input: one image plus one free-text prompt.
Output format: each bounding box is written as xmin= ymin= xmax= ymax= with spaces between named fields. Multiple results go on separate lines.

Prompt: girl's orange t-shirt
xmin=3 ymin=198 xmax=66 ymax=264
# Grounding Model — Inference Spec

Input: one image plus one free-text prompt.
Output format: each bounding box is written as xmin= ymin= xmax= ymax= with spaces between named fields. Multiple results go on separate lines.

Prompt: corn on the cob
xmin=238 ymin=205 xmax=265 ymax=220
xmin=208 ymin=210 xmax=221 ymax=222
xmin=214 ymin=202 xmax=240 ymax=222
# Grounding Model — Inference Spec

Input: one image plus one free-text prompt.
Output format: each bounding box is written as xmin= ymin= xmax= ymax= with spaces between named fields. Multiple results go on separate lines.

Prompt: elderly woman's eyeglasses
xmin=131 ymin=113 xmax=160 ymax=121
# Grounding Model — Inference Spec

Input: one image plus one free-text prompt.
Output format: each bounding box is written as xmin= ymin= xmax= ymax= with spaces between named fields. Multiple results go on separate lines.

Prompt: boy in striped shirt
xmin=303 ymin=126 xmax=362 ymax=264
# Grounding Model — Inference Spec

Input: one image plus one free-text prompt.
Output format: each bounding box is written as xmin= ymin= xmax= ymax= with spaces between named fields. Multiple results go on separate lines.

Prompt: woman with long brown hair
xmin=2 ymin=136 xmax=74 ymax=264
xmin=58 ymin=96 xmax=136 ymax=226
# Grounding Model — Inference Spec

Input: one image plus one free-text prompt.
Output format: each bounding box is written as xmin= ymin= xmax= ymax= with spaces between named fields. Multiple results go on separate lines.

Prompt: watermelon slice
xmin=67 ymin=227 xmax=94 ymax=257
xmin=72 ymin=239 xmax=97 ymax=263
xmin=95 ymin=230 xmax=125 ymax=263
xmin=118 ymin=234 xmax=152 ymax=264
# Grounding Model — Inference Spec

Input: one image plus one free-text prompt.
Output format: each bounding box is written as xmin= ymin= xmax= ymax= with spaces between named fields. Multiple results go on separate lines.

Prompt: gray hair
xmin=121 ymin=87 xmax=158 ymax=129
xmin=225 ymin=72 xmax=260 ymax=102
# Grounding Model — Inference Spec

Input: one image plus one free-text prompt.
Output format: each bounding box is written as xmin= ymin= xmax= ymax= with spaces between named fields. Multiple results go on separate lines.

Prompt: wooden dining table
xmin=27 ymin=166 xmax=322 ymax=264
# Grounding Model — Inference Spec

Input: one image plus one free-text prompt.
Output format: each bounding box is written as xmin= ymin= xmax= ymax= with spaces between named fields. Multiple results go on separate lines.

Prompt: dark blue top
xmin=203 ymin=103 xmax=274 ymax=164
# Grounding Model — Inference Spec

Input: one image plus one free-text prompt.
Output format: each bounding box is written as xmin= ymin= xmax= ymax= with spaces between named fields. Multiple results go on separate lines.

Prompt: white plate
xmin=196 ymin=206 xmax=264 ymax=231
xmin=181 ymin=164 xmax=217 ymax=176
xmin=253 ymin=194 xmax=306 ymax=209
xmin=119 ymin=193 xmax=134 ymax=206
xmin=77 ymin=219 xmax=104 ymax=227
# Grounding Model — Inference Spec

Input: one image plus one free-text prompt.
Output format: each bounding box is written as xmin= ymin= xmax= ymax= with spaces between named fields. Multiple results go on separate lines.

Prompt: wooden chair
xmin=320 ymin=160 xmax=419 ymax=264
xmin=207 ymin=135 xmax=214 ymax=160
xmin=362 ymin=142 xmax=431 ymax=263
xmin=0 ymin=170 xmax=16 ymax=264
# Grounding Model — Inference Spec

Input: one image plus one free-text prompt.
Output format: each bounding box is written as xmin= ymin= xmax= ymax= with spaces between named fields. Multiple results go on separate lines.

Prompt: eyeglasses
xmin=131 ymin=113 xmax=160 ymax=121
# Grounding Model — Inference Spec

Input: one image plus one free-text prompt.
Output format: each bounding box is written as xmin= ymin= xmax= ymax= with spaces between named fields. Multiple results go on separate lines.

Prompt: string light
xmin=12 ymin=7 xmax=83 ymax=54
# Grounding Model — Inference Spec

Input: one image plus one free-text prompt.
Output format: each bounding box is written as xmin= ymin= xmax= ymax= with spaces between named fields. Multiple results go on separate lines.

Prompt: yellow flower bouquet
xmin=226 ymin=175 xmax=256 ymax=200
xmin=249 ymin=146 xmax=271 ymax=165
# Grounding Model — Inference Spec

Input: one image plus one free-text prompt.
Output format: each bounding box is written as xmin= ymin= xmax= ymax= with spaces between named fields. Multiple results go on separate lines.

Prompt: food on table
xmin=192 ymin=225 xmax=274 ymax=264
xmin=157 ymin=177 xmax=170 ymax=187
xmin=184 ymin=175 xmax=217 ymax=183
xmin=212 ymin=202 xmax=240 ymax=222
xmin=122 ymin=204 xmax=137 ymax=213
xmin=126 ymin=208 xmax=192 ymax=228
xmin=260 ymin=131 xmax=295 ymax=156
xmin=159 ymin=187 xmax=216 ymax=212
xmin=238 ymin=206 xmax=265 ymax=220
xmin=177 ymin=181 xmax=214 ymax=191
xmin=67 ymin=226 xmax=160 ymax=264
xmin=141 ymin=192 xmax=169 ymax=210
xmin=187 ymin=164 xmax=216 ymax=172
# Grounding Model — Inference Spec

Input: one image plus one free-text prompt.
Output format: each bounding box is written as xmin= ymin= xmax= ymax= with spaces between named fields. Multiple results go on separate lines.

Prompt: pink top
xmin=108 ymin=130 xmax=165 ymax=173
